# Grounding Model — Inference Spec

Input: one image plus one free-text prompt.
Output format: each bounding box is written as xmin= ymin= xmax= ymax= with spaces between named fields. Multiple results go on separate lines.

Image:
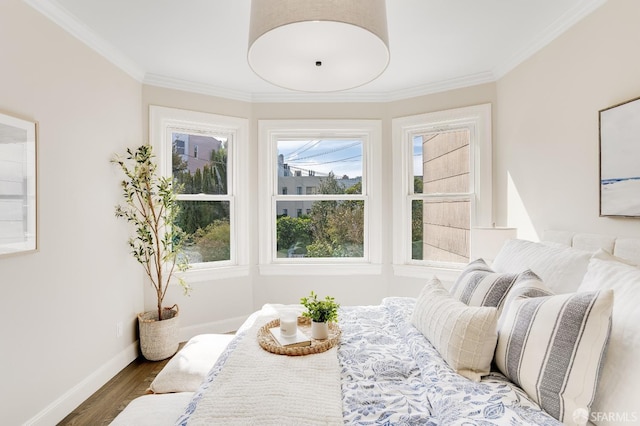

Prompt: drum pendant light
xmin=248 ymin=0 xmax=390 ymax=92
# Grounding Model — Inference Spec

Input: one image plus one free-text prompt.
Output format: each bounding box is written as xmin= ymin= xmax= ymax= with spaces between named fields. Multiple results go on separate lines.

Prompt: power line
xmin=283 ymin=140 xmax=320 ymax=160
xmin=287 ymin=141 xmax=361 ymax=162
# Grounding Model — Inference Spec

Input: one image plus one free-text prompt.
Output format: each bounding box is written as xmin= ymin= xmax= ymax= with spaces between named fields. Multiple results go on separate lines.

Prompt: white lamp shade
xmin=248 ymin=0 xmax=390 ymax=92
xmin=470 ymin=227 xmax=518 ymax=262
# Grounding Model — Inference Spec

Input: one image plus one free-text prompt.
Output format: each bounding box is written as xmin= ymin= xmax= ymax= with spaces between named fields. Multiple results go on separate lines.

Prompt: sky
xmin=276 ymin=137 xmax=425 ymax=180
xmin=277 ymin=139 xmax=363 ymax=178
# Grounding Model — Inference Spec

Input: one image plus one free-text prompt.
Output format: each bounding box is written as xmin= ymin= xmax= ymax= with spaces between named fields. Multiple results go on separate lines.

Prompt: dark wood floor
xmin=58 ymin=344 xmax=184 ymax=426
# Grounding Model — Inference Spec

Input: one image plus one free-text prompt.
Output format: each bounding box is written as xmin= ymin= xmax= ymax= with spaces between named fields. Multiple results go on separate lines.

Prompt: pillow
xmin=450 ymin=259 xmax=519 ymax=308
xmin=149 ymin=333 xmax=234 ymax=393
xmin=411 ymin=278 xmax=498 ymax=381
xmin=491 ymin=239 xmax=592 ymax=294
xmin=110 ymin=392 xmax=194 ymax=426
xmin=576 ymin=252 xmax=640 ymax=425
xmin=495 ymin=290 xmax=614 ymax=424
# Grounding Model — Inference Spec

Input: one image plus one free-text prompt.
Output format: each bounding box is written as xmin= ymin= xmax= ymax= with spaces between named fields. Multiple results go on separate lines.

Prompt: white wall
xmin=0 ymin=1 xmax=143 ymax=425
xmin=495 ymin=0 xmax=640 ymax=241
xmin=7 ymin=0 xmax=640 ymax=423
xmin=141 ymin=84 xmax=498 ymax=328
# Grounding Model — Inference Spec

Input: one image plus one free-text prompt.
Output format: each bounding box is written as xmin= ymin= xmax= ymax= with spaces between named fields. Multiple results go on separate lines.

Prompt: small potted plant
xmin=300 ymin=291 xmax=339 ymax=340
xmin=112 ymin=145 xmax=191 ymax=361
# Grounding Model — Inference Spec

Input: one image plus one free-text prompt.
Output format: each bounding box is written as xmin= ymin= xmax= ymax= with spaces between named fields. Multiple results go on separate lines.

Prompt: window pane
xmin=413 ymin=129 xmax=471 ymax=264
xmin=276 ymin=200 xmax=364 ymax=258
xmin=277 ymin=139 xmax=363 ymax=195
xmin=418 ymin=130 xmax=470 ymax=195
xmin=412 ymin=198 xmax=470 ymax=262
xmin=172 ymin=132 xmax=228 ymax=195
xmin=176 ymin=200 xmax=230 ymax=263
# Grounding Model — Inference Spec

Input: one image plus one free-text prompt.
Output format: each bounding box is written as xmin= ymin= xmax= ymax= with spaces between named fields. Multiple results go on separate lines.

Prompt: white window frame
xmin=258 ymin=120 xmax=382 ymax=276
xmin=392 ymin=104 xmax=492 ymax=280
xmin=149 ymin=106 xmax=249 ymax=282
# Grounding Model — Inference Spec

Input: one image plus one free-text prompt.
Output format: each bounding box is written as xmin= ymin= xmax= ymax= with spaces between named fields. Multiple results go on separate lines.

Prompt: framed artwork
xmin=0 ymin=112 xmax=37 ymax=255
xmin=599 ymin=96 xmax=640 ymax=217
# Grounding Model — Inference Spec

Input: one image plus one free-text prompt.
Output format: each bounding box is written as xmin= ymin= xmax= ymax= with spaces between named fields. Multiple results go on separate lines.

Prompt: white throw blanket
xmin=186 ymin=314 xmax=343 ymax=425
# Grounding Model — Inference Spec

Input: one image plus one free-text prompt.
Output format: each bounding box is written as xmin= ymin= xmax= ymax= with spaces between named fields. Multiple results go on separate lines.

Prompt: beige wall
xmin=7 ymin=0 xmax=640 ymax=423
xmin=141 ymin=84 xmax=497 ymax=328
xmin=496 ymin=0 xmax=640 ymax=240
xmin=0 ymin=1 xmax=143 ymax=425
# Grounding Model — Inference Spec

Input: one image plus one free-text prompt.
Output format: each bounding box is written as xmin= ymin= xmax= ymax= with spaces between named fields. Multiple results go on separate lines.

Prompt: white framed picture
xmin=599 ymin=96 xmax=640 ymax=217
xmin=0 ymin=111 xmax=37 ymax=255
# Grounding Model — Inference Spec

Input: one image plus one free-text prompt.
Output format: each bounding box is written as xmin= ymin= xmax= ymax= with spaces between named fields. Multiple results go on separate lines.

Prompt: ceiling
xmin=26 ymin=0 xmax=605 ymax=102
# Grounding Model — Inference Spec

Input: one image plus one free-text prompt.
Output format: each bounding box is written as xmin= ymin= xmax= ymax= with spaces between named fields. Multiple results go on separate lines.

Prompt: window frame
xmin=149 ymin=105 xmax=249 ymax=282
xmin=258 ymin=119 xmax=382 ymax=276
xmin=392 ymin=104 xmax=492 ymax=280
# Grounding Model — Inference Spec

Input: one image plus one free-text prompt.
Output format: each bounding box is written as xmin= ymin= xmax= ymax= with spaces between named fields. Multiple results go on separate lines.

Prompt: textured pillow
xmin=577 ymin=252 xmax=640 ymax=426
xmin=110 ymin=392 xmax=195 ymax=426
xmin=495 ymin=290 xmax=613 ymax=424
xmin=411 ymin=278 xmax=498 ymax=381
xmin=500 ymin=269 xmax=553 ymax=307
xmin=149 ymin=333 xmax=234 ymax=393
xmin=451 ymin=258 xmax=520 ymax=309
xmin=491 ymin=239 xmax=592 ymax=294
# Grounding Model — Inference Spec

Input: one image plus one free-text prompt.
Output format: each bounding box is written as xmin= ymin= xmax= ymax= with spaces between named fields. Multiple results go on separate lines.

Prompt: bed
xmin=111 ymin=232 xmax=640 ymax=426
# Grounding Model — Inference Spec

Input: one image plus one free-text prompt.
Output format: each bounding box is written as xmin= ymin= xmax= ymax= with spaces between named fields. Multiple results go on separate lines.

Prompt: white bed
xmin=111 ymin=231 xmax=640 ymax=426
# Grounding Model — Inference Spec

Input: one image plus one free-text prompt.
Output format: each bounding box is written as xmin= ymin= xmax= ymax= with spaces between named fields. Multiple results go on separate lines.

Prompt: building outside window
xmin=259 ymin=120 xmax=382 ymax=275
xmin=150 ymin=106 xmax=249 ymax=280
xmin=392 ymin=104 xmax=492 ymax=279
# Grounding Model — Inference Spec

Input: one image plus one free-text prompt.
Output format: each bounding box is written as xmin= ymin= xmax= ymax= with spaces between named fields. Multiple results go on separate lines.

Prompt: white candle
xmin=280 ymin=314 xmax=297 ymax=337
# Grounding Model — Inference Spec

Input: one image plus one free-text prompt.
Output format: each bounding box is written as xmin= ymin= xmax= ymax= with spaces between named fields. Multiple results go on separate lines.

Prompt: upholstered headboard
xmin=543 ymin=230 xmax=640 ymax=265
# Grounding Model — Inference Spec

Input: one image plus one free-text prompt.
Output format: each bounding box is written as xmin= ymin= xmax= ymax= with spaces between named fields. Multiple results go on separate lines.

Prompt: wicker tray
xmin=257 ymin=316 xmax=341 ymax=356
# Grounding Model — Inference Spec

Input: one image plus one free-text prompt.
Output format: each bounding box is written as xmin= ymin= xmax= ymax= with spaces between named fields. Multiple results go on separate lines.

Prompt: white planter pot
xmin=138 ymin=306 xmax=180 ymax=361
xmin=311 ymin=321 xmax=329 ymax=340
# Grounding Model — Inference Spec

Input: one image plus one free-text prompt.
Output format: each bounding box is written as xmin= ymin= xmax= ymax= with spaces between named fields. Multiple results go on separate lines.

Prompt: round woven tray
xmin=257 ymin=316 xmax=341 ymax=356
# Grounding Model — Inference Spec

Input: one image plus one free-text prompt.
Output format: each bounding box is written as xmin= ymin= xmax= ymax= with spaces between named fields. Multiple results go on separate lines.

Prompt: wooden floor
xmin=58 ymin=344 xmax=184 ymax=426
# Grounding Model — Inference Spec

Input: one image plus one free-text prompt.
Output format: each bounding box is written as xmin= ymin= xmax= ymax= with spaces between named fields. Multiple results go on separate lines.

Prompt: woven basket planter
xmin=138 ymin=306 xmax=179 ymax=361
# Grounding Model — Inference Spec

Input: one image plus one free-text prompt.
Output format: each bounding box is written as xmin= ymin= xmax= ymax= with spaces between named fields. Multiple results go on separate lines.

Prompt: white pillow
xmin=149 ymin=334 xmax=234 ymax=393
xmin=450 ymin=258 xmax=519 ymax=308
xmin=492 ymin=239 xmax=592 ymax=294
xmin=412 ymin=278 xmax=498 ymax=382
xmin=577 ymin=251 xmax=640 ymax=426
xmin=110 ymin=392 xmax=194 ymax=426
xmin=496 ymin=269 xmax=554 ymax=330
xmin=495 ymin=290 xmax=613 ymax=425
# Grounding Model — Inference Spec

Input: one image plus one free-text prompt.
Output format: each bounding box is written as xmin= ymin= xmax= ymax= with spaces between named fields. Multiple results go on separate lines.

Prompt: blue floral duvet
xmin=339 ymin=297 xmax=560 ymax=425
xmin=178 ymin=298 xmax=560 ymax=425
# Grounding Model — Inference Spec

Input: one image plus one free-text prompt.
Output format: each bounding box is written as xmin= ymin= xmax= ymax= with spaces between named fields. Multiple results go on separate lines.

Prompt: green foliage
xmin=276 ymin=215 xmax=312 ymax=253
xmin=192 ymin=220 xmax=230 ymax=262
xmin=112 ymin=145 xmax=191 ymax=320
xmin=172 ymin=145 xmax=230 ymax=260
xmin=412 ymin=177 xmax=424 ymax=259
xmin=305 ymin=173 xmax=364 ymax=257
xmin=300 ymin=291 xmax=339 ymax=323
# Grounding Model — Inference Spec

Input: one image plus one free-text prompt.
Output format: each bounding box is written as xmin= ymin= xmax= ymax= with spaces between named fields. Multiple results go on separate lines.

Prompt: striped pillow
xmin=450 ymin=259 xmax=520 ymax=308
xmin=412 ymin=278 xmax=499 ymax=381
xmin=495 ymin=290 xmax=614 ymax=424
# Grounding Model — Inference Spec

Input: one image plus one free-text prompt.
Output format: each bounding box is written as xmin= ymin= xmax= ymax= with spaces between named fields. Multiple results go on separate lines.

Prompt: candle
xmin=280 ymin=313 xmax=297 ymax=337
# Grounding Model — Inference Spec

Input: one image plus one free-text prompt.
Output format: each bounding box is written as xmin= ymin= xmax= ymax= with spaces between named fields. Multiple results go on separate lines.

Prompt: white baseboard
xmin=25 ymin=316 xmax=248 ymax=426
xmin=25 ymin=341 xmax=139 ymax=426
xmin=179 ymin=315 xmax=249 ymax=342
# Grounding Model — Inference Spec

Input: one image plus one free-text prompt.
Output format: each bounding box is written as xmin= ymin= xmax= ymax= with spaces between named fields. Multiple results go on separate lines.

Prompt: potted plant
xmin=112 ymin=145 xmax=191 ymax=361
xmin=300 ymin=291 xmax=339 ymax=340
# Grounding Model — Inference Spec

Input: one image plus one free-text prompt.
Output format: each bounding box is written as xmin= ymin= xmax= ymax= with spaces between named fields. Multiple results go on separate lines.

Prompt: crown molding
xmin=143 ymin=74 xmax=254 ymax=103
xmin=23 ymin=0 xmax=145 ymax=82
xmin=493 ymin=0 xmax=607 ymax=79
xmin=25 ymin=0 xmax=607 ymax=103
xmin=145 ymin=71 xmax=497 ymax=104
xmin=384 ymin=72 xmax=497 ymax=102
